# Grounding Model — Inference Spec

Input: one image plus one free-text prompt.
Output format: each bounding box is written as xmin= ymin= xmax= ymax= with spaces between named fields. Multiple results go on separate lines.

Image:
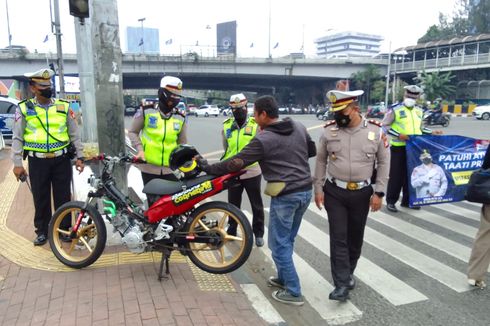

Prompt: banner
xmin=406 ymin=135 xmax=489 ymax=207
xmin=216 ymin=21 xmax=236 ymax=56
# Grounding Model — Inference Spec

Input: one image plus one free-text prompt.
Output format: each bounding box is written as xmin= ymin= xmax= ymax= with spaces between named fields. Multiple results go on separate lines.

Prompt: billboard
xmin=126 ymin=26 xmax=160 ymax=54
xmin=216 ymin=21 xmax=236 ymax=56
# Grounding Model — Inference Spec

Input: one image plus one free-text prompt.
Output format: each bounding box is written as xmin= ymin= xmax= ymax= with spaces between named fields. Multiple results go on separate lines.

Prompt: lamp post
xmin=53 ymin=0 xmax=65 ymax=98
xmin=384 ymin=41 xmax=392 ymax=106
xmin=138 ymin=17 xmax=146 ymax=54
xmin=5 ymin=0 xmax=12 ymax=53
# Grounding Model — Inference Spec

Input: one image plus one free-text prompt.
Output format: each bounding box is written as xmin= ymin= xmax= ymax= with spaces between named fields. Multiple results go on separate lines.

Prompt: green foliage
xmin=413 ymin=71 xmax=457 ymax=101
xmin=350 ymin=65 xmax=382 ymax=105
xmin=370 ymin=80 xmax=386 ymax=103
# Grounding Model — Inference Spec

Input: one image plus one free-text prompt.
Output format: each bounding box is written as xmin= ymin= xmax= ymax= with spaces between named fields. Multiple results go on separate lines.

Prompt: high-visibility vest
xmin=141 ymin=109 xmax=184 ymax=166
xmin=20 ymin=99 xmax=70 ymax=152
xmin=390 ymin=105 xmax=424 ymax=147
xmin=222 ymin=117 xmax=258 ymax=167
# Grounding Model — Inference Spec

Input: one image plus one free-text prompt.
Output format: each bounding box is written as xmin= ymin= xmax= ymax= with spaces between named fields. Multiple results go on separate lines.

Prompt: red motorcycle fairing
xmin=145 ymin=171 xmax=243 ymax=223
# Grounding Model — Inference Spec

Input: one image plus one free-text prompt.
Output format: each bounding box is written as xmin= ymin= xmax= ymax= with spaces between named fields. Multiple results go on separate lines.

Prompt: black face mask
xmin=422 ymin=158 xmax=432 ymax=165
xmin=232 ymin=107 xmax=247 ymax=126
xmin=334 ymin=111 xmax=351 ymax=128
xmin=158 ymin=88 xmax=180 ymax=114
xmin=39 ymin=88 xmax=53 ymax=99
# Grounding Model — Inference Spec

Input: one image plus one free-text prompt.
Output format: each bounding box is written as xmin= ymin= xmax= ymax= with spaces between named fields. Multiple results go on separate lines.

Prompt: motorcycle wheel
xmin=442 ymin=118 xmax=450 ymax=127
xmin=48 ymin=201 xmax=107 ymax=269
xmin=185 ymin=201 xmax=253 ymax=274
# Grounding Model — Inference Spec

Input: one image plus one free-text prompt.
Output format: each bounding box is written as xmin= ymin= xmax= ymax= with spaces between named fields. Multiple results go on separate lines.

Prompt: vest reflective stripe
xmin=141 ymin=110 xmax=183 ymax=167
xmin=222 ymin=118 xmax=258 ymax=167
xmin=20 ymin=99 xmax=70 ymax=153
xmin=390 ymin=106 xmax=423 ymax=147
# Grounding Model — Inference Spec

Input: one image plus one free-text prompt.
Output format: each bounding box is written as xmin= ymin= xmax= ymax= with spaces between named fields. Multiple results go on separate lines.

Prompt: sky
xmin=1 ymin=0 xmax=458 ymax=58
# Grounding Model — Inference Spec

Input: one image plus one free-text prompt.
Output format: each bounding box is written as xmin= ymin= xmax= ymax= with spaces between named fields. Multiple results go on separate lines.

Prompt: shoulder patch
xmin=223 ymin=117 xmax=232 ymax=124
xmin=368 ymin=119 xmax=382 ymax=127
xmin=323 ymin=120 xmax=336 ymax=128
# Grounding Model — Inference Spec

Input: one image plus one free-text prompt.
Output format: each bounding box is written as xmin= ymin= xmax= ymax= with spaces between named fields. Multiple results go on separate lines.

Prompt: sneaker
xmin=386 ymin=203 xmax=398 ymax=213
xmin=255 ymin=237 xmax=264 ymax=247
xmin=271 ymin=289 xmax=304 ymax=306
xmin=468 ymin=279 xmax=487 ymax=289
xmin=268 ymin=276 xmax=285 ymax=289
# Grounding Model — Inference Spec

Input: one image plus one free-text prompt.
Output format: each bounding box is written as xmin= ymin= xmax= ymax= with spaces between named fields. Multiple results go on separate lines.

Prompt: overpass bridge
xmin=0 ymin=52 xmax=387 ymax=93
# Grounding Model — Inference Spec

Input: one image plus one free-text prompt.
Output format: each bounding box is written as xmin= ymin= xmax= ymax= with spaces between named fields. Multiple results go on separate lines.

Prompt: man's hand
xmin=135 ymin=150 xmax=145 ymax=161
xmin=432 ymin=130 xmax=443 ymax=135
xmin=13 ymin=166 xmax=27 ymax=182
xmin=315 ymin=193 xmax=324 ymax=210
xmin=75 ymin=159 xmax=84 ymax=173
xmin=370 ymin=193 xmax=382 ymax=212
xmin=399 ymin=134 xmax=409 ymax=141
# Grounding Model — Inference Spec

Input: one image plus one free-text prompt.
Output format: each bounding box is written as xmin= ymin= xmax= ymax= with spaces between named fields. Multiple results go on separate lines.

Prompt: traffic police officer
xmin=221 ymin=93 xmax=265 ymax=246
xmin=128 ymin=76 xmax=187 ymax=206
xmin=382 ymin=85 xmax=441 ymax=212
xmin=313 ymin=89 xmax=390 ymax=301
xmin=11 ymin=68 xmax=84 ymax=246
xmin=410 ymin=149 xmax=448 ymax=198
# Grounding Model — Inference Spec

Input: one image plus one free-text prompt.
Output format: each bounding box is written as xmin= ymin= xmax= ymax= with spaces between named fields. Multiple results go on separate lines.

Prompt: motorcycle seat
xmin=142 ymin=174 xmax=216 ymax=195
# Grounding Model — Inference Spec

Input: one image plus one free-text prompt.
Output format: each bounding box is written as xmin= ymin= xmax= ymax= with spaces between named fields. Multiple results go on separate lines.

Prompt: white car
xmin=472 ymin=105 xmax=490 ymax=120
xmin=0 ymin=96 xmax=19 ymax=142
xmin=278 ymin=107 xmax=288 ymax=114
xmin=195 ymin=105 xmax=220 ymax=117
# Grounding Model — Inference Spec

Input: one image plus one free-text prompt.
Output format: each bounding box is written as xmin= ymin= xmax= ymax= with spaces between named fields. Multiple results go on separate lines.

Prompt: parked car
xmin=222 ymin=106 xmax=232 ymax=116
xmin=0 ymin=96 xmax=19 ymax=141
xmin=124 ymin=106 xmax=137 ymax=116
xmin=176 ymin=102 xmax=186 ymax=115
xmin=0 ymin=129 xmax=5 ymax=150
xmin=473 ymin=105 xmax=490 ymax=120
xmin=291 ymin=107 xmax=303 ymax=114
xmin=316 ymin=107 xmax=328 ymax=119
xmin=195 ymin=104 xmax=220 ymax=117
xmin=186 ymin=104 xmax=197 ymax=116
xmin=278 ymin=107 xmax=288 ymax=114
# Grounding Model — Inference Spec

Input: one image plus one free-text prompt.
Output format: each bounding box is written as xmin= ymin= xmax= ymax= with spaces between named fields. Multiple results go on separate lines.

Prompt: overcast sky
xmin=1 ymin=0 xmax=457 ymax=58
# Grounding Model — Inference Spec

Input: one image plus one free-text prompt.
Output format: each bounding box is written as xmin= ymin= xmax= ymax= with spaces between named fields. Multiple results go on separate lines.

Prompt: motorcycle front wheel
xmin=48 ymin=201 xmax=107 ymax=269
xmin=184 ymin=201 xmax=253 ymax=274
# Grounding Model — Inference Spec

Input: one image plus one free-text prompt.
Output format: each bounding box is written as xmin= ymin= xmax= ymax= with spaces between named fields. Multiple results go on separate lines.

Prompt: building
xmin=315 ymin=31 xmax=383 ymax=58
xmin=126 ymin=26 xmax=160 ymax=54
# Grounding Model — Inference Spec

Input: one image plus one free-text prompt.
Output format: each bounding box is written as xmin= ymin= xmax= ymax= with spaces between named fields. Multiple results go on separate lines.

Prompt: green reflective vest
xmin=222 ymin=117 xmax=258 ymax=167
xmin=390 ymin=105 xmax=424 ymax=147
xmin=20 ymin=99 xmax=70 ymax=152
xmin=141 ymin=109 xmax=184 ymax=166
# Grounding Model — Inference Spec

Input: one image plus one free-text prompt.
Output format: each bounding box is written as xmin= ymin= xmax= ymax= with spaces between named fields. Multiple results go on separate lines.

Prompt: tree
xmin=350 ymin=65 xmax=382 ymax=107
xmin=413 ymin=71 xmax=456 ymax=101
xmin=370 ymin=80 xmax=386 ymax=103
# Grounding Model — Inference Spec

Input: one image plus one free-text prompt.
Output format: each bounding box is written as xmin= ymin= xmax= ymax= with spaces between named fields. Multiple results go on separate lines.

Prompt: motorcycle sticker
xmin=171 ymin=180 xmax=214 ymax=205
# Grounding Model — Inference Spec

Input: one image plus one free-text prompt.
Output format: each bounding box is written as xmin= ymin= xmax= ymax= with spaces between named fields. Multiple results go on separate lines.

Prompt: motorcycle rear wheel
xmin=48 ymin=201 xmax=107 ymax=269
xmin=185 ymin=201 xmax=253 ymax=274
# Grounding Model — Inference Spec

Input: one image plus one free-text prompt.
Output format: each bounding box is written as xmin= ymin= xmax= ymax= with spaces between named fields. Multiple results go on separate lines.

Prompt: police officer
xmin=11 ymin=68 xmax=84 ymax=246
xmin=382 ymin=85 xmax=442 ymax=212
xmin=313 ymin=89 xmax=390 ymax=301
xmin=222 ymin=93 xmax=265 ymax=247
xmin=410 ymin=149 xmax=448 ymax=198
xmin=128 ymin=76 xmax=187 ymax=206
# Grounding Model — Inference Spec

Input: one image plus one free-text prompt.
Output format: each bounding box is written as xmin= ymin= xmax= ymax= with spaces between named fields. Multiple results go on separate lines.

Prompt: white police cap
xmin=24 ymin=68 xmax=54 ymax=86
xmin=326 ymin=89 xmax=364 ymax=112
xmin=229 ymin=93 xmax=247 ymax=108
xmin=160 ymin=76 xmax=183 ymax=96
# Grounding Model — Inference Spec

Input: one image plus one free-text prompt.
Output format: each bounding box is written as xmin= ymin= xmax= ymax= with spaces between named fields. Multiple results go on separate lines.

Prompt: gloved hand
xmin=194 ymin=155 xmax=210 ymax=172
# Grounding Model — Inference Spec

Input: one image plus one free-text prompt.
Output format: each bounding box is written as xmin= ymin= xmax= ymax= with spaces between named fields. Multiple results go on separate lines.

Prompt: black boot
xmin=329 ymin=286 xmax=349 ymax=302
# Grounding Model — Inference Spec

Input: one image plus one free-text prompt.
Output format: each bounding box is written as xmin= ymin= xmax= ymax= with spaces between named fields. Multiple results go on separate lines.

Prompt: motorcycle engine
xmin=112 ymin=211 xmax=147 ymax=254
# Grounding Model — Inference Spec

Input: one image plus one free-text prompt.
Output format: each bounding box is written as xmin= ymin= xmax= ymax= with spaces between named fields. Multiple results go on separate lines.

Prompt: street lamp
xmin=138 ymin=17 xmax=146 ymax=54
xmin=5 ymin=0 xmax=12 ymax=53
xmin=384 ymin=41 xmax=392 ymax=106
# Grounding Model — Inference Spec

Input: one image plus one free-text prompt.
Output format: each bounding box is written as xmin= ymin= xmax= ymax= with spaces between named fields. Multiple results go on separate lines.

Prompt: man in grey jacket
xmin=198 ymin=95 xmax=316 ymax=306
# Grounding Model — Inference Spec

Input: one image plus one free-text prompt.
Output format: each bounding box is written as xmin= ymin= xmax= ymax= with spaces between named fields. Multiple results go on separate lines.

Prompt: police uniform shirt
xmin=127 ymin=107 xmax=187 ymax=175
xmin=410 ymin=163 xmax=448 ymax=198
xmin=11 ymin=98 xmax=83 ymax=167
xmin=313 ymin=118 xmax=390 ymax=194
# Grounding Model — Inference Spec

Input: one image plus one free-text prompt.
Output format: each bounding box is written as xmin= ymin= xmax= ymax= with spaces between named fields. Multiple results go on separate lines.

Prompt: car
xmin=195 ymin=104 xmax=219 ymax=117
xmin=0 ymin=129 xmax=5 ymax=150
xmin=473 ymin=105 xmax=490 ymax=120
xmin=124 ymin=106 xmax=137 ymax=115
xmin=291 ymin=107 xmax=303 ymax=114
xmin=316 ymin=107 xmax=328 ymax=119
xmin=278 ymin=107 xmax=288 ymax=114
xmin=247 ymin=105 xmax=254 ymax=116
xmin=186 ymin=104 xmax=197 ymax=116
xmin=175 ymin=102 xmax=186 ymax=115
xmin=222 ymin=107 xmax=232 ymax=116
xmin=0 ymin=96 xmax=19 ymax=141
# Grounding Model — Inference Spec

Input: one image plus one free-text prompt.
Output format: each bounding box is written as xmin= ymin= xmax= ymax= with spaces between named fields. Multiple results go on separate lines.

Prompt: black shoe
xmin=33 ymin=234 xmax=47 ymax=246
xmin=386 ymin=203 xmax=398 ymax=212
xmin=255 ymin=237 xmax=264 ymax=247
xmin=227 ymin=226 xmax=237 ymax=237
xmin=59 ymin=234 xmax=73 ymax=243
xmin=348 ymin=275 xmax=356 ymax=290
xmin=329 ymin=286 xmax=350 ymax=302
xmin=401 ymin=204 xmax=421 ymax=210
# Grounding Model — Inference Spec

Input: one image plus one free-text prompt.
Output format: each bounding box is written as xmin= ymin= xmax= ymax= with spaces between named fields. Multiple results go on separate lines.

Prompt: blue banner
xmin=406 ymin=135 xmax=489 ymax=207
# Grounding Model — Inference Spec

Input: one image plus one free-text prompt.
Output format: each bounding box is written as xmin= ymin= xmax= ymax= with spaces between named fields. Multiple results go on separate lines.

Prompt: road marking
xmin=307 ymin=204 xmax=428 ymax=306
xmin=258 ymin=211 xmax=363 ymax=325
xmin=432 ymin=203 xmax=481 ymax=222
xmin=398 ymin=206 xmax=478 ymax=239
xmin=241 ymin=284 xmax=285 ymax=325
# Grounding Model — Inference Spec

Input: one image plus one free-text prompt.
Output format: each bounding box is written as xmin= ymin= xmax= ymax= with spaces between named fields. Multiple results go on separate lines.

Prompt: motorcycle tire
xmin=48 ymin=201 xmax=107 ymax=269
xmin=442 ymin=118 xmax=450 ymax=127
xmin=185 ymin=201 xmax=253 ymax=274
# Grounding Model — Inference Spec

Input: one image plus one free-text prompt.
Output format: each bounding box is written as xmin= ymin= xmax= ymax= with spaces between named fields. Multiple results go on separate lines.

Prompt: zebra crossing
xmin=236 ymin=201 xmax=485 ymax=325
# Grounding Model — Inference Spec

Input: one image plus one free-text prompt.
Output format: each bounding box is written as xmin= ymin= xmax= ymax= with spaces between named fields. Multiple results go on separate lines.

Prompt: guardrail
xmin=392 ymin=53 xmax=490 ymax=72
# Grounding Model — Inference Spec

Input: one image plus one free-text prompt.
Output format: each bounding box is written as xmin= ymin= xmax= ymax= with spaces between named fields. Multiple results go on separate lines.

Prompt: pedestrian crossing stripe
xmin=431 ymin=203 xmax=481 ymax=222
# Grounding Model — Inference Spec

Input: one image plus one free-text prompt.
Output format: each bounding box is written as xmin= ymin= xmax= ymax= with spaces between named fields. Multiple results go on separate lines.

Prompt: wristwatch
xmin=374 ymin=192 xmax=385 ymax=198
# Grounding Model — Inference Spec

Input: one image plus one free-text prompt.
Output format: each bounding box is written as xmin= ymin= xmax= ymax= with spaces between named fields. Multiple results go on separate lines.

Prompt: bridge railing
xmin=392 ymin=52 xmax=490 ymax=72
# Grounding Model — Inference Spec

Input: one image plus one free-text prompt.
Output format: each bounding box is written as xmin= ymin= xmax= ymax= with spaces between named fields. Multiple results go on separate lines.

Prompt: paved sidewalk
xmin=0 ymin=149 xmax=267 ymax=326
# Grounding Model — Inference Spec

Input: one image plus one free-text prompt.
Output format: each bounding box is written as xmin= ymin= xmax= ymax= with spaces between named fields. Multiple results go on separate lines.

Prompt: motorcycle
xmin=423 ymin=110 xmax=451 ymax=127
xmin=366 ymin=107 xmax=385 ymax=119
xmin=48 ymin=145 xmax=253 ymax=278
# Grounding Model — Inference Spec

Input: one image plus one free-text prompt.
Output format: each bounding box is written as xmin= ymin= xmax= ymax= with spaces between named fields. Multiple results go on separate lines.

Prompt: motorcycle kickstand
xmin=158 ymin=248 xmax=171 ymax=281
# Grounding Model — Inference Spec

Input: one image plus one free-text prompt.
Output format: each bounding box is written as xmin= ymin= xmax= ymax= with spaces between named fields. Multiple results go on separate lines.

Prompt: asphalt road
xmin=123 ymin=113 xmax=490 ymax=326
